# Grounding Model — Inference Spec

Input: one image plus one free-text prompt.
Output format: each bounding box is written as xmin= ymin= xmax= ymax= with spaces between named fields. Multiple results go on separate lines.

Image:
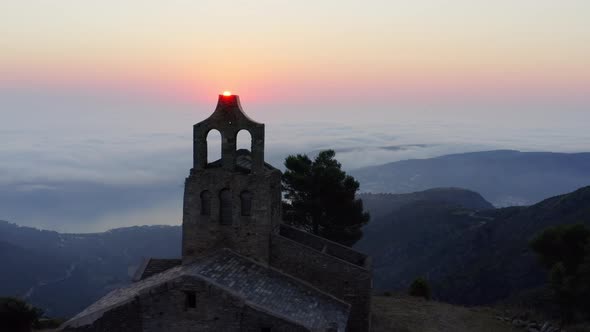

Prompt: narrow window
xmin=200 ymin=190 xmax=211 ymax=216
xmin=240 ymin=191 xmax=253 ymax=216
xmin=220 ymin=189 xmax=232 ymax=225
xmin=185 ymin=291 xmax=196 ymax=309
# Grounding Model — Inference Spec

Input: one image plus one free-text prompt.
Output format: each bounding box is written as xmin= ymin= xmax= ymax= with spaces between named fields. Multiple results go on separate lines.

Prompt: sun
xmin=222 ymin=91 xmax=232 ymax=96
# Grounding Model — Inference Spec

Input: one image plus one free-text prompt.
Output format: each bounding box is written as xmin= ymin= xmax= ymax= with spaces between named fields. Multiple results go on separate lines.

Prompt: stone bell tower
xmin=182 ymin=94 xmax=282 ymax=264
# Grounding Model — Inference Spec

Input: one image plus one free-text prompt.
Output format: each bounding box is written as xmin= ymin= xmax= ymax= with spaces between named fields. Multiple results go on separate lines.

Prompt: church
xmin=60 ymin=94 xmax=372 ymax=332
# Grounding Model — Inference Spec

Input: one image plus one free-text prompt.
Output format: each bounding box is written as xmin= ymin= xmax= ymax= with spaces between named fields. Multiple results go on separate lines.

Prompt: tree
xmin=0 ymin=297 xmax=43 ymax=332
xmin=530 ymin=224 xmax=590 ymax=275
xmin=409 ymin=277 xmax=431 ymax=300
xmin=282 ymin=149 xmax=370 ymax=246
xmin=530 ymin=224 xmax=590 ymax=321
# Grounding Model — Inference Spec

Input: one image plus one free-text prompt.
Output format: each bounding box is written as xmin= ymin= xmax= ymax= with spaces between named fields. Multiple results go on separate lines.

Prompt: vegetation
xmin=282 ymin=149 xmax=370 ymax=246
xmin=409 ymin=277 xmax=432 ymax=300
xmin=359 ymin=185 xmax=590 ymax=306
xmin=0 ymin=297 xmax=43 ymax=332
xmin=36 ymin=317 xmax=66 ymax=329
xmin=0 ymin=221 xmax=181 ymax=317
xmin=530 ymin=224 xmax=590 ymax=322
xmin=371 ymin=295 xmax=520 ymax=332
xmin=3 ymin=185 xmax=590 ymax=317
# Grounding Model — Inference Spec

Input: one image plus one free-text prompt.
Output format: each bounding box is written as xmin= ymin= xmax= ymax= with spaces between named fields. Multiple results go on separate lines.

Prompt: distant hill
xmin=0 ymin=241 xmax=69 ymax=297
xmin=357 ymin=199 xmax=496 ymax=294
xmin=357 ymin=188 xmax=494 ymax=257
xmin=359 ymin=188 xmax=494 ymax=220
xmin=0 ymin=222 xmax=180 ymax=317
xmin=435 ymin=185 xmax=590 ymax=304
xmin=1 ymin=186 xmax=589 ymax=316
xmin=351 ymin=150 xmax=590 ymax=206
xmin=357 ymin=185 xmax=590 ymax=305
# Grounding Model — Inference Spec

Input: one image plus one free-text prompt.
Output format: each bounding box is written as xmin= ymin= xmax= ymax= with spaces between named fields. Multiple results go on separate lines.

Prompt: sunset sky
xmin=2 ymin=1 xmax=589 ymax=111
xmin=1 ymin=1 xmax=589 ymax=231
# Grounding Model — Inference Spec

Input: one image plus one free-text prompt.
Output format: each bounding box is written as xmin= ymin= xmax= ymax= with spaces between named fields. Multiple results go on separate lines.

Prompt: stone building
xmin=61 ymin=94 xmax=372 ymax=332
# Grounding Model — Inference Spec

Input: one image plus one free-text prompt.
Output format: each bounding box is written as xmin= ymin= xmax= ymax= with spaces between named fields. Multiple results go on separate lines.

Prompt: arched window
xmin=206 ymin=129 xmax=222 ymax=164
xmin=200 ymin=190 xmax=211 ymax=216
xmin=236 ymin=129 xmax=252 ymax=152
xmin=219 ymin=189 xmax=232 ymax=225
xmin=240 ymin=191 xmax=253 ymax=216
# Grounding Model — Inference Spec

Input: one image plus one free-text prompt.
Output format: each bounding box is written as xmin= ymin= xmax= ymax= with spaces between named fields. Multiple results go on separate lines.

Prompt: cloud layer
xmin=1 ymin=85 xmax=589 ymax=232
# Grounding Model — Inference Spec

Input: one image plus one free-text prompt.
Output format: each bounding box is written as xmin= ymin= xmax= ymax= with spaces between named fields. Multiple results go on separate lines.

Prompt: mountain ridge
xmin=351 ymin=150 xmax=590 ymax=207
xmin=358 ymin=185 xmax=590 ymax=305
xmin=0 ymin=221 xmax=181 ymax=316
xmin=2 ymin=185 xmax=590 ymax=316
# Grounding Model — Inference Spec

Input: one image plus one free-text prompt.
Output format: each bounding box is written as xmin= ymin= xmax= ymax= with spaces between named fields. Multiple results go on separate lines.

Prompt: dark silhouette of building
xmin=61 ymin=94 xmax=372 ymax=332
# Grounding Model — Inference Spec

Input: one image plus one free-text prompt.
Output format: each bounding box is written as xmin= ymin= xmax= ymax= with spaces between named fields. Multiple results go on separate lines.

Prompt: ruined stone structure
xmin=61 ymin=94 xmax=372 ymax=332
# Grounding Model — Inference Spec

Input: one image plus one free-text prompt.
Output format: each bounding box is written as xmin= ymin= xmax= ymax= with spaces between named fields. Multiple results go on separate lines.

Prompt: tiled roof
xmin=133 ymin=258 xmax=181 ymax=281
xmin=63 ymin=264 xmax=186 ymax=328
xmin=193 ymin=250 xmax=350 ymax=331
xmin=206 ymin=149 xmax=276 ymax=172
xmin=62 ymin=249 xmax=349 ymax=331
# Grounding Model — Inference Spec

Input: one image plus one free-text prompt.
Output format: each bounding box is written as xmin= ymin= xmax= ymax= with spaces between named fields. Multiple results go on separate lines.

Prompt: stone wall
xmin=270 ymin=227 xmax=372 ymax=332
xmin=183 ymin=93 xmax=283 ymax=265
xmin=182 ymin=167 xmax=281 ymax=265
xmin=277 ymin=225 xmax=369 ymax=267
xmin=140 ymin=276 xmax=307 ymax=332
xmin=64 ymin=276 xmax=309 ymax=332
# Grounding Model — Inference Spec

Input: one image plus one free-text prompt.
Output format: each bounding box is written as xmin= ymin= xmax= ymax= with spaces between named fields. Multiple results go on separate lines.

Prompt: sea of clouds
xmin=1 ymin=85 xmax=589 ymax=232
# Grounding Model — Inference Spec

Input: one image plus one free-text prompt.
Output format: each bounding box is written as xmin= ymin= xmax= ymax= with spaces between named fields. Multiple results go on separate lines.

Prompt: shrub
xmin=36 ymin=317 xmax=66 ymax=329
xmin=0 ymin=297 xmax=43 ymax=332
xmin=530 ymin=224 xmax=590 ymax=322
xmin=409 ymin=277 xmax=431 ymax=300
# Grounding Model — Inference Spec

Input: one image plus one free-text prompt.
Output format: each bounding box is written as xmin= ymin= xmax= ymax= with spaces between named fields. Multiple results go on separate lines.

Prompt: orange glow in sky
xmin=0 ymin=1 xmax=589 ymax=107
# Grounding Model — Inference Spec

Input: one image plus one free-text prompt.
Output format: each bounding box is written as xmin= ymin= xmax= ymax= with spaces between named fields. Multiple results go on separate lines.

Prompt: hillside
xmin=436 ymin=186 xmax=590 ymax=304
xmin=351 ymin=150 xmax=590 ymax=206
xmin=1 ymin=186 xmax=589 ymax=317
xmin=371 ymin=295 xmax=520 ymax=332
xmin=359 ymin=187 xmax=493 ymax=220
xmin=0 ymin=222 xmax=181 ymax=317
xmin=357 ymin=200 xmax=495 ymax=291
xmin=358 ymin=186 xmax=590 ymax=305
xmin=356 ymin=187 xmax=495 ymax=292
xmin=0 ymin=241 xmax=69 ymax=297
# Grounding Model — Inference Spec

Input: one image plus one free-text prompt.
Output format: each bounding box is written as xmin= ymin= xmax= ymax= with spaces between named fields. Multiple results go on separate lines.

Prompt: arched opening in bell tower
xmin=206 ymin=129 xmax=222 ymax=164
xmin=236 ymin=129 xmax=252 ymax=153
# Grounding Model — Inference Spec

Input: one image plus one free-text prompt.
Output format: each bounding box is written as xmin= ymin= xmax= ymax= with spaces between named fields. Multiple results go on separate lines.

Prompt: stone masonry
xmin=182 ymin=94 xmax=283 ymax=264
